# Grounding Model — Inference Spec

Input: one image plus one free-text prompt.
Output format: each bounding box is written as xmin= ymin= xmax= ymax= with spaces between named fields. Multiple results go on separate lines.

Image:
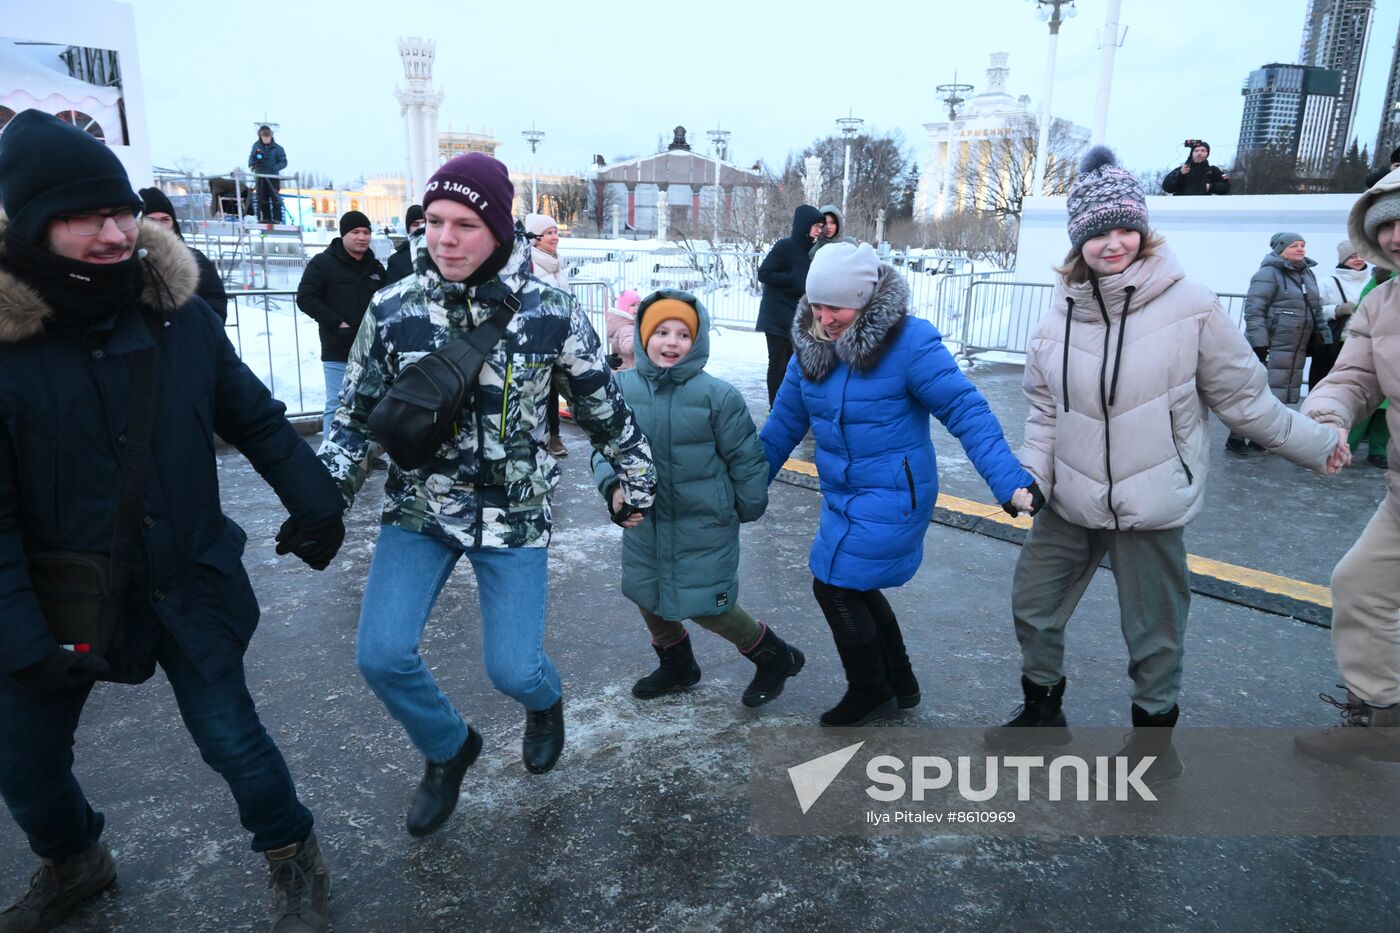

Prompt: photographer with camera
xmin=248 ymin=125 xmax=287 ymax=224
xmin=1162 ymin=139 xmax=1230 ymax=196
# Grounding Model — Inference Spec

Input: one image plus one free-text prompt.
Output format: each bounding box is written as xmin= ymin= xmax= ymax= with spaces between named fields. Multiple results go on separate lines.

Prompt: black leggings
xmin=812 ymin=578 xmax=898 ymax=647
xmin=765 ymin=334 xmax=793 ymax=408
xmin=547 ymin=383 xmax=560 ymax=435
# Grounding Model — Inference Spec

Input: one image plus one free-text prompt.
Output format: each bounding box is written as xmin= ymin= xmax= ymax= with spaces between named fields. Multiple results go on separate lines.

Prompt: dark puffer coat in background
xmin=755 ymin=205 xmax=824 ymax=337
xmin=295 ymin=238 xmax=386 ymax=362
xmin=1243 ymin=252 xmax=1330 ymax=404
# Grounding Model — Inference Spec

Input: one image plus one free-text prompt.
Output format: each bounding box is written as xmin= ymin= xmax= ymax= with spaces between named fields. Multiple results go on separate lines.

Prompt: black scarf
xmin=1 ymin=230 xmax=143 ymax=328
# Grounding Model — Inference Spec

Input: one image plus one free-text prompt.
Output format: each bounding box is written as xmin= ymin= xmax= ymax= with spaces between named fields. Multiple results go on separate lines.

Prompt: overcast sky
xmin=126 ymin=0 xmax=1400 ymax=185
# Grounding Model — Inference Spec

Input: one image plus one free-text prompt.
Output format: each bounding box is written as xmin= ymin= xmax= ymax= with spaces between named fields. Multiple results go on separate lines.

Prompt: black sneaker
xmin=0 ymin=842 xmax=116 ymax=933
xmin=406 ymin=727 xmax=483 ymax=837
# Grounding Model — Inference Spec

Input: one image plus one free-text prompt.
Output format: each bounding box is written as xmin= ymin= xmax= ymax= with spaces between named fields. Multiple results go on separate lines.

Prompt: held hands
xmin=11 ymin=646 xmax=110 ymax=694
xmin=275 ymin=514 xmax=346 ymax=570
xmin=609 ymin=486 xmax=645 ymax=529
xmin=1002 ymin=482 xmax=1046 ymax=518
xmin=1324 ymin=425 xmax=1352 ymax=475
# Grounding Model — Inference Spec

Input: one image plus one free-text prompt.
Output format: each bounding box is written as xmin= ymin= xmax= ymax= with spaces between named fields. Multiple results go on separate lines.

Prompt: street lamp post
xmin=707 ymin=126 xmax=731 ymax=243
xmin=1029 ymin=0 xmax=1076 ymax=197
xmin=935 ymin=75 xmax=973 ymax=218
xmin=836 ymin=111 xmax=864 ymax=218
xmin=522 ymin=124 xmax=545 ymax=213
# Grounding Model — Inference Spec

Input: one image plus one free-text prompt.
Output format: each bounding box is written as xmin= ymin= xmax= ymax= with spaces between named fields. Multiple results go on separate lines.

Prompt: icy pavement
xmin=1 ymin=426 xmax=1395 ymax=931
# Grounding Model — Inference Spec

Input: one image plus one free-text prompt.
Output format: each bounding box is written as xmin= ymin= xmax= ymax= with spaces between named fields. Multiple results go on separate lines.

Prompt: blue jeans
xmin=356 ymin=524 xmax=560 ymax=763
xmin=322 ymin=360 xmax=347 ymax=436
xmin=0 ymin=636 xmax=313 ymax=859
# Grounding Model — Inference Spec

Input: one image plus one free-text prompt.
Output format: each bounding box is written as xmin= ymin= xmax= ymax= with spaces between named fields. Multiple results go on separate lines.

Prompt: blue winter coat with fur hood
xmin=761 ymin=266 xmax=1032 ymax=590
xmin=593 ymin=291 xmax=769 ymax=620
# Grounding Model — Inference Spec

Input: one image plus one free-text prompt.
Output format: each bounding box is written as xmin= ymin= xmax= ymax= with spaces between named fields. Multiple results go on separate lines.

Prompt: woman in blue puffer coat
xmin=762 ymin=243 xmax=1038 ymax=726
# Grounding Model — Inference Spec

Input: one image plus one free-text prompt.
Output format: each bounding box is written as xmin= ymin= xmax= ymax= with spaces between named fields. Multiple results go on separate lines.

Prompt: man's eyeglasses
xmin=57 ymin=209 xmax=142 ymax=237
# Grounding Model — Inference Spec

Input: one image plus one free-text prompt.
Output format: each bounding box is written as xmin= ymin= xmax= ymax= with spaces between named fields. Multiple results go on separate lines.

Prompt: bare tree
xmin=539 ymin=175 xmax=589 ymax=227
xmin=1231 ymin=138 xmax=1300 ymax=194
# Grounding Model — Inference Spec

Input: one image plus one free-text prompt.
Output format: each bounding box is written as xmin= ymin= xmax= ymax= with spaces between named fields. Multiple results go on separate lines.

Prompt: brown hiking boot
xmin=0 ymin=841 xmax=116 ymax=933
xmin=266 ymin=831 xmax=330 ymax=933
xmin=1293 ymin=688 xmax=1400 ymax=763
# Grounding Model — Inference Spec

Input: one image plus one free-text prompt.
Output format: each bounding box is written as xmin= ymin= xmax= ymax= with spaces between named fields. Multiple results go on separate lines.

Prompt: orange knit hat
xmin=638 ymin=298 xmax=699 ymax=347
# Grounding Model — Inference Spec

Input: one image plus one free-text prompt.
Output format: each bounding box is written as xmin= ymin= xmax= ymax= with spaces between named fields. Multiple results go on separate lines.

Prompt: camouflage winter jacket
xmin=320 ymin=234 xmax=655 ymax=548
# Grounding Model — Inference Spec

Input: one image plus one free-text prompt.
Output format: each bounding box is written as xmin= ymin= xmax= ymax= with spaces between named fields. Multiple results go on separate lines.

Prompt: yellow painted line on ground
xmin=779 ymin=458 xmax=1330 ymax=608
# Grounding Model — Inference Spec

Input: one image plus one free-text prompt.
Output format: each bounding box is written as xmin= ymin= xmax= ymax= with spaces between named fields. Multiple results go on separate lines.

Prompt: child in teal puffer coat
xmin=592 ymin=290 xmax=805 ymax=707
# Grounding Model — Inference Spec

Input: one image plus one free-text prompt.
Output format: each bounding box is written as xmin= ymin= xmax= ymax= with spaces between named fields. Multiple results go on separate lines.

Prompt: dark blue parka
xmin=0 ymin=220 xmax=342 ymax=683
xmin=761 ymin=266 xmax=1032 ymax=590
xmin=755 ymin=205 xmax=824 ymax=337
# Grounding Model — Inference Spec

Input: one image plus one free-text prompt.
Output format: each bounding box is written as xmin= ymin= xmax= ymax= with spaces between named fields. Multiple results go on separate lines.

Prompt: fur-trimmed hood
xmin=0 ymin=213 xmax=199 ymax=343
xmin=791 ymin=264 xmax=910 ymax=382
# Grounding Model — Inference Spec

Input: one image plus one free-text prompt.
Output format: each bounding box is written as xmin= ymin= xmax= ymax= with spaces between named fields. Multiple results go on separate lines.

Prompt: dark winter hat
xmin=0 ymin=109 xmax=142 ymax=245
xmin=1065 ymin=146 xmax=1149 ymax=254
xmin=1194 ymin=140 xmax=1210 ymax=154
xmin=422 ymin=153 xmax=516 ymax=248
xmin=258 ymin=125 xmax=273 ymax=136
xmin=138 ymin=186 xmax=176 ymax=218
xmin=807 ymin=242 xmax=881 ymax=309
xmin=339 ymin=210 xmax=371 ymax=236
xmin=404 ymin=203 xmax=424 ymax=230
xmin=1270 ymin=232 xmax=1304 ymax=254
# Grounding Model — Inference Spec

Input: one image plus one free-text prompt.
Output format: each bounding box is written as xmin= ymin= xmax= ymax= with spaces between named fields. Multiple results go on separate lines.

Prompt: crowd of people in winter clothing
xmin=3 ymin=102 xmax=1400 ymax=933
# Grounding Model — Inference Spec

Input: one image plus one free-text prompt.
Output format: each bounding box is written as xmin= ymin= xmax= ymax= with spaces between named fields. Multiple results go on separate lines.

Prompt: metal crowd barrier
xmin=958 ymin=281 xmax=1251 ymax=361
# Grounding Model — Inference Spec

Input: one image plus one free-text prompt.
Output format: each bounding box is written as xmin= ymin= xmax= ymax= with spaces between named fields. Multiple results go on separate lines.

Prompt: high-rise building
xmin=1298 ymin=0 xmax=1374 ymax=171
xmin=1238 ymin=63 xmax=1342 ymax=179
xmin=1375 ymin=21 xmax=1400 ymax=164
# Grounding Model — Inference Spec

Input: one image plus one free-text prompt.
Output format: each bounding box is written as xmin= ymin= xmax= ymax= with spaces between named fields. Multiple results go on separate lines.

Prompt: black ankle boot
xmin=740 ymin=625 xmax=805 ymax=708
xmin=876 ymin=618 xmax=920 ymax=709
xmin=984 ymin=676 xmax=1071 ymax=749
xmin=632 ymin=634 xmax=702 ymax=699
xmin=1103 ymin=704 xmax=1184 ymax=791
xmin=820 ymin=641 xmax=898 ymax=727
xmin=0 ymin=842 xmax=116 ymax=933
xmin=522 ymin=698 xmax=565 ymax=774
xmin=407 ymin=727 xmax=482 ymax=837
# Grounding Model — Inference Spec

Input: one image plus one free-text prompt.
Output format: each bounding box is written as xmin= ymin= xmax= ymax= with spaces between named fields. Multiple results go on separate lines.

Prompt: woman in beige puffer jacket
xmin=1293 ymin=168 xmax=1400 ymax=763
xmin=987 ymin=148 xmax=1340 ymax=781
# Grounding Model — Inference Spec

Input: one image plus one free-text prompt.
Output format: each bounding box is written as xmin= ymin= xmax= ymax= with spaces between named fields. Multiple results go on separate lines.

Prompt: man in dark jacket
xmin=248 ymin=125 xmax=288 ymax=224
xmin=384 ymin=203 xmax=424 ymax=285
xmin=296 ymin=211 xmax=386 ymax=434
xmin=1364 ymin=147 xmax=1400 ymax=188
xmin=1161 ymin=140 xmax=1230 ymax=196
xmin=0 ymin=110 xmax=343 ymax=932
xmin=756 ymin=204 xmax=824 ymax=406
xmin=138 ymin=186 xmax=229 ymax=321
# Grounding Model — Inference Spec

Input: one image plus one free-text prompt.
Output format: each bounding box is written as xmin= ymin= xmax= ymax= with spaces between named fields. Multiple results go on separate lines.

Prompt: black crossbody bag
xmin=368 ymin=295 xmax=520 ymax=471
xmin=27 ymin=319 xmax=160 ymax=660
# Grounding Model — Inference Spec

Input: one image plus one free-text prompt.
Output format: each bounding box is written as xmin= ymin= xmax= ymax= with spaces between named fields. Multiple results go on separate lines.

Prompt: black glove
xmin=1002 ymin=482 xmax=1046 ymax=518
xmin=605 ymin=484 xmax=646 ymax=527
xmin=11 ymin=647 xmax=111 ymax=694
xmin=1253 ymin=346 xmax=1268 ymax=364
xmin=605 ymin=353 xmax=624 ymax=371
xmin=275 ymin=514 xmax=346 ymax=570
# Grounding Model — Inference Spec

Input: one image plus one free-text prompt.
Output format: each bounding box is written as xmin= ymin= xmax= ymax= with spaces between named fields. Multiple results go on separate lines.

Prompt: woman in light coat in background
xmin=527 ymin=213 xmax=571 ymax=456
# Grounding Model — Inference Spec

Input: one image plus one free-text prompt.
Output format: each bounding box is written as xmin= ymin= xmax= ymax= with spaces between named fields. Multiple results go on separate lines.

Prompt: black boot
xmin=265 ymin=831 xmax=330 ymax=933
xmin=820 ymin=641 xmax=898 ymax=727
xmin=740 ymin=625 xmax=805 ymax=708
xmin=0 ymin=842 xmax=116 ymax=933
xmin=984 ymin=676 xmax=1071 ymax=749
xmin=632 ymin=634 xmax=702 ymax=699
xmin=1225 ymin=437 xmax=1249 ymax=455
xmin=875 ymin=616 xmax=920 ymax=709
xmin=522 ymin=698 xmax=565 ymax=774
xmin=406 ymin=726 xmax=482 ymax=837
xmin=1102 ymin=704 xmax=1184 ymax=792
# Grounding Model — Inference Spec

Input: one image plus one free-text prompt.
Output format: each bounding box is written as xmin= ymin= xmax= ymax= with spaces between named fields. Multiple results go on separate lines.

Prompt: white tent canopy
xmin=0 ymin=40 xmax=122 ymax=142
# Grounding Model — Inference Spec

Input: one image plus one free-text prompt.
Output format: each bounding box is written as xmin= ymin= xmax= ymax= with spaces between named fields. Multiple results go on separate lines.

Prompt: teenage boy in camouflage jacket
xmin=319 ymin=154 xmax=654 ymax=839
